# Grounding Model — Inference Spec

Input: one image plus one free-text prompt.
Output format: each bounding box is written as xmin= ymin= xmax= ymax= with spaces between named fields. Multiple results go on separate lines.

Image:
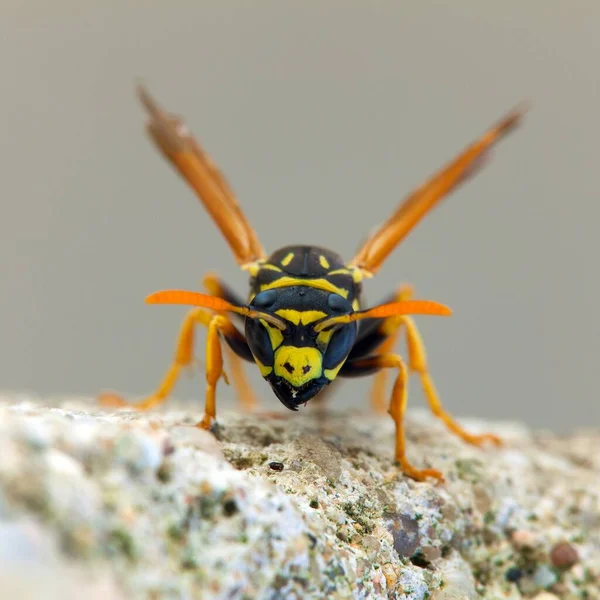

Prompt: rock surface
xmin=0 ymin=394 xmax=598 ymax=599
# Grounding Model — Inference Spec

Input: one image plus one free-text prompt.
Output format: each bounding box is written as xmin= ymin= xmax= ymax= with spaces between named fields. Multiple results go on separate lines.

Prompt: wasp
xmin=103 ymin=85 xmax=522 ymax=481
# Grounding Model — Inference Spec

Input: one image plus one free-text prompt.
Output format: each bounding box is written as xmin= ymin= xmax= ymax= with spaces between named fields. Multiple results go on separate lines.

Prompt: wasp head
xmin=244 ymin=287 xmax=358 ymax=410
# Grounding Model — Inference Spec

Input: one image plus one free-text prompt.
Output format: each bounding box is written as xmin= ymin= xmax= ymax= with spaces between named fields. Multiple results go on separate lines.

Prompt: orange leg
xmin=401 ymin=315 xmax=502 ymax=447
xmin=203 ymin=273 xmax=258 ymax=411
xmin=369 ymin=285 xmax=413 ymax=413
xmin=346 ymin=353 xmax=443 ymax=481
xmin=195 ymin=315 xmax=231 ymax=429
xmin=223 ymin=345 xmax=258 ymax=411
xmin=100 ymin=309 xmax=233 ymax=424
xmin=367 ymin=283 xmax=501 ymax=447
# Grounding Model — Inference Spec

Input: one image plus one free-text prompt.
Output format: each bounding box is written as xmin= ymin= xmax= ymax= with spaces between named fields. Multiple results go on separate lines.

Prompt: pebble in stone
xmin=549 ymin=541 xmax=579 ymax=569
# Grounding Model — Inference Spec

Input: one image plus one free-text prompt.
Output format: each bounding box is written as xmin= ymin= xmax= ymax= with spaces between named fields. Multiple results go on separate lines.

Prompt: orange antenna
xmin=313 ymin=299 xmax=452 ymax=332
xmin=146 ymin=289 xmax=288 ymax=330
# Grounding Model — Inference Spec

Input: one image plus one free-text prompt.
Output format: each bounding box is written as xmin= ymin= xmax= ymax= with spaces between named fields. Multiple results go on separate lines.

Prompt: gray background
xmin=1 ymin=1 xmax=597 ymax=431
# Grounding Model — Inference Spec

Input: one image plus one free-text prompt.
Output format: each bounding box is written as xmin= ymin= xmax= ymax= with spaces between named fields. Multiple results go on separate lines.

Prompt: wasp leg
xmin=195 ymin=314 xmax=234 ymax=429
xmin=100 ymin=309 xmax=249 ymax=420
xmin=349 ymin=286 xmax=501 ymax=447
xmin=340 ymin=353 xmax=443 ymax=481
xmin=400 ymin=315 xmax=502 ymax=447
xmin=354 ymin=285 xmax=414 ymax=413
xmin=203 ymin=273 xmax=259 ymax=411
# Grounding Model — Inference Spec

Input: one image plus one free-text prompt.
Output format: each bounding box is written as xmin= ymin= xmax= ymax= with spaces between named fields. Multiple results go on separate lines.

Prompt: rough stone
xmin=0 ymin=395 xmax=598 ymax=599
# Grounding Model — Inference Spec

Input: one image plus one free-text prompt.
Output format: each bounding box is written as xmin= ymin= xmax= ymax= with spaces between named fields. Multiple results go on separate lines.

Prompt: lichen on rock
xmin=0 ymin=395 xmax=598 ymax=599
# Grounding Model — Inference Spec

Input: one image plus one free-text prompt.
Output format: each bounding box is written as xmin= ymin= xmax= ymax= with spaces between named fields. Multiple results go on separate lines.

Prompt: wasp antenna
xmin=314 ymin=299 xmax=452 ymax=333
xmin=146 ymin=289 xmax=288 ymax=330
xmin=146 ymin=290 xmax=244 ymax=313
xmin=355 ymin=299 xmax=452 ymax=319
xmin=245 ymin=310 xmax=288 ymax=330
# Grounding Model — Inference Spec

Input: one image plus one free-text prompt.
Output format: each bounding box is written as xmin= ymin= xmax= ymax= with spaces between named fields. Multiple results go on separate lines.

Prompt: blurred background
xmin=0 ymin=1 xmax=597 ymax=431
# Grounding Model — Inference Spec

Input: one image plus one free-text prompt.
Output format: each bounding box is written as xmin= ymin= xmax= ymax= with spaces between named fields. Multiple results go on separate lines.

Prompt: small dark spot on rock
xmin=306 ymin=532 xmax=317 ymax=549
xmin=211 ymin=421 xmax=225 ymax=441
xmin=223 ymin=498 xmax=239 ymax=517
xmin=505 ymin=567 xmax=523 ymax=582
xmin=162 ymin=439 xmax=175 ymax=456
xmin=156 ymin=462 xmax=171 ymax=483
xmin=197 ymin=496 xmax=216 ymax=519
xmin=309 ymin=499 xmax=319 ymax=509
xmin=181 ymin=551 xmax=197 ymax=570
xmin=410 ymin=551 xmax=430 ymax=568
xmin=550 ymin=541 xmax=579 ymax=569
xmin=386 ymin=514 xmax=420 ymax=558
xmin=269 ymin=461 xmax=284 ymax=471
xmin=109 ymin=528 xmax=136 ymax=561
xmin=167 ymin=523 xmax=185 ymax=542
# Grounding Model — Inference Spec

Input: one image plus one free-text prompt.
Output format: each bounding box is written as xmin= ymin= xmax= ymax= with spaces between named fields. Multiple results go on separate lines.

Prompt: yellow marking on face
xmin=324 ymin=361 xmax=345 ymax=381
xmin=316 ymin=327 xmax=335 ymax=350
xmin=261 ymin=263 xmax=282 ymax=272
xmin=254 ymin=356 xmax=273 ymax=377
xmin=352 ymin=299 xmax=361 ymax=311
xmin=275 ymin=309 xmax=327 ymax=326
xmin=280 ymin=252 xmax=294 ymax=267
xmin=319 ymin=255 xmax=330 ymax=269
xmin=259 ymin=276 xmax=349 ymax=298
xmin=260 ymin=319 xmax=284 ymax=350
xmin=274 ymin=346 xmax=322 ymax=387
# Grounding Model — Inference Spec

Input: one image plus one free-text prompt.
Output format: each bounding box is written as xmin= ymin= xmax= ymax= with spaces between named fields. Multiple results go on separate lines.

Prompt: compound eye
xmin=322 ymin=323 xmax=357 ymax=369
xmin=252 ymin=289 xmax=278 ymax=308
xmin=327 ymin=293 xmax=349 ymax=312
xmin=245 ymin=318 xmax=275 ymax=369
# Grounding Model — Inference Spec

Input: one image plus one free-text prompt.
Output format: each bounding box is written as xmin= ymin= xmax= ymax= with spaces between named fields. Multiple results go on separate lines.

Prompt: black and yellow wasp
xmin=104 ymin=86 xmax=522 ymax=481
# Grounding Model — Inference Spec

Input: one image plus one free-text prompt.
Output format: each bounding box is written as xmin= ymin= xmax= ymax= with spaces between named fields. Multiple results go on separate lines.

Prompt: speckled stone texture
xmin=0 ymin=395 xmax=598 ymax=599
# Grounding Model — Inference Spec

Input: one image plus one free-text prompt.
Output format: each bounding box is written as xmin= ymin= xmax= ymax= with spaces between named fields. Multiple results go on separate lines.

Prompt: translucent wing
xmin=138 ymin=85 xmax=266 ymax=268
xmin=349 ymin=106 xmax=525 ymax=276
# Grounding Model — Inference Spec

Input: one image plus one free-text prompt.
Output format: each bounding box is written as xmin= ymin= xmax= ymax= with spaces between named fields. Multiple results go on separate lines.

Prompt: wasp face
xmin=244 ymin=287 xmax=358 ymax=410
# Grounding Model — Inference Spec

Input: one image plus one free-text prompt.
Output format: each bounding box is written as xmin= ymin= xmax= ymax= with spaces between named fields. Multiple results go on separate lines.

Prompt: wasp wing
xmin=349 ymin=106 xmax=525 ymax=276
xmin=137 ymin=85 xmax=265 ymax=268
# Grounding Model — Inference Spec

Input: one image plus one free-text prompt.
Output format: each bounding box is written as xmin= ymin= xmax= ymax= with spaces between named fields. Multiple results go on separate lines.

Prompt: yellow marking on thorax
xmin=327 ymin=268 xmax=350 ymax=276
xmin=259 ymin=276 xmax=349 ymax=298
xmin=242 ymin=261 xmax=263 ymax=276
xmin=260 ymin=319 xmax=284 ymax=350
xmin=351 ymin=267 xmax=363 ymax=283
xmin=261 ymin=263 xmax=283 ymax=272
xmin=319 ymin=255 xmax=330 ymax=269
xmin=280 ymin=252 xmax=294 ymax=266
xmin=275 ymin=309 xmax=327 ymax=325
xmin=352 ymin=298 xmax=361 ymax=311
xmin=274 ymin=346 xmax=322 ymax=387
xmin=328 ymin=266 xmax=363 ymax=284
